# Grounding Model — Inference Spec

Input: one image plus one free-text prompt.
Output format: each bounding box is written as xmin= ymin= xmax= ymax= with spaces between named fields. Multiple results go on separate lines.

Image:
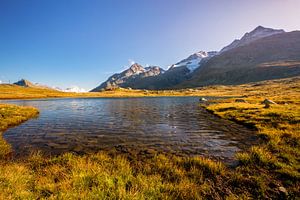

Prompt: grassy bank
xmin=0 ymin=104 xmax=39 ymax=158
xmin=0 ymin=77 xmax=299 ymax=199
xmin=206 ymin=102 xmax=300 ymax=198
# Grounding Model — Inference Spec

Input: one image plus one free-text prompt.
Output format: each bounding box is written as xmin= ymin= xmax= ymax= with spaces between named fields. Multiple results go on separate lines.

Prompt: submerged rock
xmin=199 ymin=97 xmax=208 ymax=102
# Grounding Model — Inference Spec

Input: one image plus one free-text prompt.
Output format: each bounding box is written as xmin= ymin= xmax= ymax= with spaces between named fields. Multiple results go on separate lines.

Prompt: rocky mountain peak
xmin=252 ymin=25 xmax=267 ymax=32
xmin=129 ymin=63 xmax=145 ymax=73
xmin=244 ymin=26 xmax=284 ymax=40
xmin=220 ymin=26 xmax=285 ymax=53
xmin=90 ymin=63 xmax=165 ymax=91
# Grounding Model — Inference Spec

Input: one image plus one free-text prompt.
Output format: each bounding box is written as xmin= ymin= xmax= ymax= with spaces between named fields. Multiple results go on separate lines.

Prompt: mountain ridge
xmin=91 ymin=26 xmax=300 ymax=91
xmin=220 ymin=26 xmax=285 ymax=53
xmin=177 ymin=31 xmax=300 ymax=88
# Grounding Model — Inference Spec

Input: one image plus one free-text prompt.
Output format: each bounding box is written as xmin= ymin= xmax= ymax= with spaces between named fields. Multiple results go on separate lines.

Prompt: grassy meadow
xmin=3 ymin=78 xmax=299 ymax=100
xmin=0 ymin=76 xmax=299 ymax=199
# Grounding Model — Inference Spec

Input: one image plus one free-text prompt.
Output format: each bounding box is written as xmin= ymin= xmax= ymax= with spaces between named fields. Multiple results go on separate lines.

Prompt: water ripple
xmin=3 ymin=97 xmax=257 ymax=160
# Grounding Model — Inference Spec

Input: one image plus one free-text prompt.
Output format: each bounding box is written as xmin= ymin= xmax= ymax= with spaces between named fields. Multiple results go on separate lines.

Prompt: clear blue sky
xmin=1 ymin=0 xmax=300 ymax=90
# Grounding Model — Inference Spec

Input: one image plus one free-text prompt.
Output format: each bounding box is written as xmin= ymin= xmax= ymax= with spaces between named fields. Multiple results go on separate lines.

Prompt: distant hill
xmin=14 ymin=79 xmax=37 ymax=87
xmin=13 ymin=79 xmax=89 ymax=93
xmin=13 ymin=79 xmax=58 ymax=90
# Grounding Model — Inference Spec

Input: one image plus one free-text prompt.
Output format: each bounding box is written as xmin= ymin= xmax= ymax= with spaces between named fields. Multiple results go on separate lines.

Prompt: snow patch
xmin=62 ymin=86 xmax=87 ymax=93
xmin=170 ymin=51 xmax=217 ymax=72
xmin=172 ymin=57 xmax=203 ymax=71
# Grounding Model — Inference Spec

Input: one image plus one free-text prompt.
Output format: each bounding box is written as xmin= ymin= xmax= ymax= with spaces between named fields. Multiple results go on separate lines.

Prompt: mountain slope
xmin=177 ymin=31 xmax=300 ymax=88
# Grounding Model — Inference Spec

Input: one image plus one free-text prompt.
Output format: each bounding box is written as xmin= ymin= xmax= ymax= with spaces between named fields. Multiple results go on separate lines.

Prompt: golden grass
xmin=0 ymin=152 xmax=230 ymax=199
xmin=0 ymin=104 xmax=39 ymax=158
xmin=204 ymin=78 xmax=300 ymax=198
xmin=0 ymin=76 xmax=299 ymax=199
xmin=2 ymin=76 xmax=299 ymax=100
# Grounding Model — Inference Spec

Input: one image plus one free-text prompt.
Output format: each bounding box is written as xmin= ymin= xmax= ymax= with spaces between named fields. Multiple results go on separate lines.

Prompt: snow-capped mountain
xmin=178 ymin=29 xmax=300 ymax=88
xmin=169 ymin=51 xmax=218 ymax=72
xmin=63 ymin=86 xmax=87 ymax=93
xmin=220 ymin=26 xmax=285 ymax=53
xmin=90 ymin=63 xmax=165 ymax=91
xmin=92 ymin=26 xmax=300 ymax=91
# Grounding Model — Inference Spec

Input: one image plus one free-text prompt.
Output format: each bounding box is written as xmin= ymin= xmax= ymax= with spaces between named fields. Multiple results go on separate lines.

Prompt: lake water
xmin=2 ymin=97 xmax=257 ymax=161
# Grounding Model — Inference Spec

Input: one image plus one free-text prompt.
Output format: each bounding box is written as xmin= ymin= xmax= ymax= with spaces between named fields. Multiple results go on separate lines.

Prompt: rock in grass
xmin=262 ymin=99 xmax=276 ymax=108
xmin=262 ymin=99 xmax=276 ymax=105
xmin=235 ymin=99 xmax=248 ymax=103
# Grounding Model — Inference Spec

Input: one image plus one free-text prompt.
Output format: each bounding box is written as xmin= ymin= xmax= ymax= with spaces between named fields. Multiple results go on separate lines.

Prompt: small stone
xmin=199 ymin=97 xmax=208 ymax=102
